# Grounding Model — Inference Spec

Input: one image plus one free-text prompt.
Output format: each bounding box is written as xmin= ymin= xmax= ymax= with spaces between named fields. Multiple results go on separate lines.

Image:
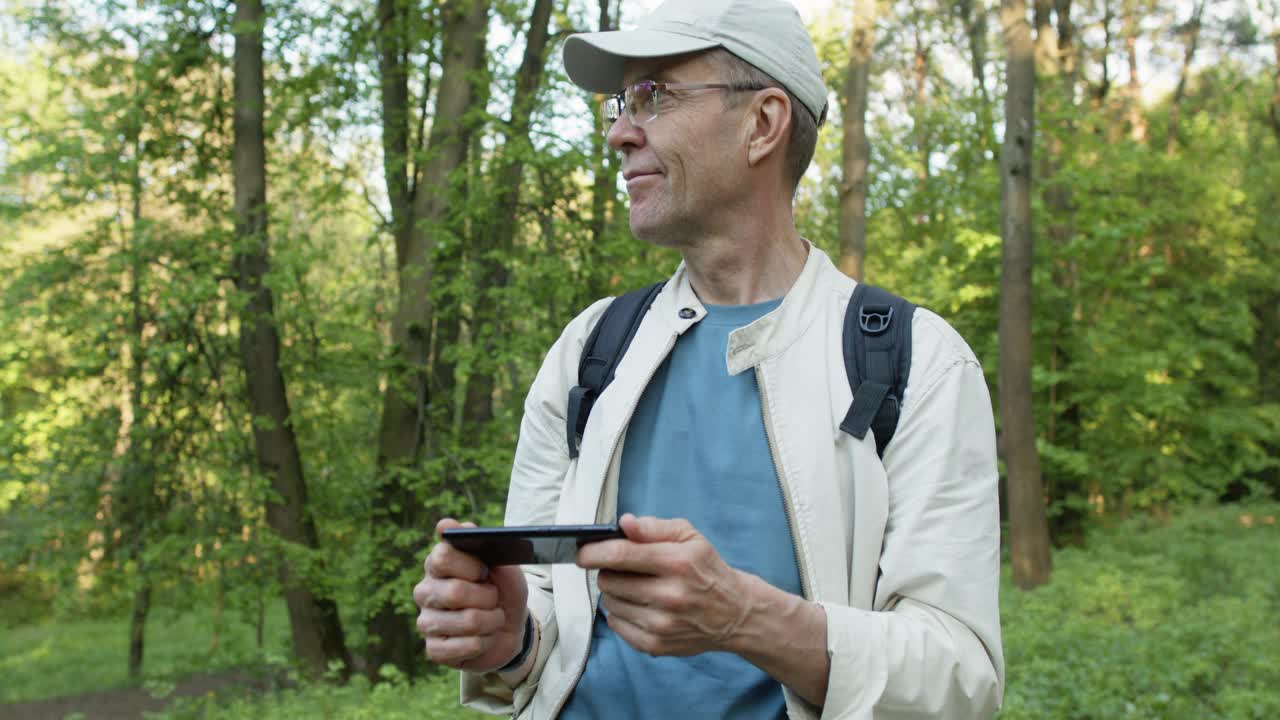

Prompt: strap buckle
xmin=565 ymin=385 xmax=595 ymax=458
xmin=859 ymin=304 xmax=893 ymax=335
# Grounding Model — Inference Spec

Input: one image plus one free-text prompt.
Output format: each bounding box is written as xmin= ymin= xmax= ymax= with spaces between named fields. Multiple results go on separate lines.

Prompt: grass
xmin=997 ymin=502 xmax=1280 ymax=719
xmin=155 ymin=669 xmax=488 ymax=720
xmin=2 ymin=502 xmax=1277 ymax=718
xmin=0 ymin=597 xmax=486 ymax=718
xmin=0 ymin=601 xmax=291 ymax=704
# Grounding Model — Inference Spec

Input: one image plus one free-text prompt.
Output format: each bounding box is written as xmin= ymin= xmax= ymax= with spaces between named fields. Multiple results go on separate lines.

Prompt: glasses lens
xmin=600 ymin=83 xmax=660 ymax=132
xmin=602 ymin=96 xmax=622 ymax=124
xmin=626 ymin=82 xmax=656 ymax=123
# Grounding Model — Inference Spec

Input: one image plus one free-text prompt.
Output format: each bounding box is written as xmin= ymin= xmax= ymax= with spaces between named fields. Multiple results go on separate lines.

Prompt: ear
xmin=745 ymin=88 xmax=791 ymax=169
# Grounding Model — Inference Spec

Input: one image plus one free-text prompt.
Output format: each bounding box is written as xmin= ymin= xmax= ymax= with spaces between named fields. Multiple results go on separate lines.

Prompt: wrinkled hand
xmin=413 ymin=519 xmax=529 ymax=673
xmin=576 ymin=513 xmax=757 ymax=657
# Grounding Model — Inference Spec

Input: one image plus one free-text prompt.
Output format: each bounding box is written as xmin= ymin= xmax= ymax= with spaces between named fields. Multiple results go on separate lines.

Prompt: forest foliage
xmin=1 ymin=0 xmax=1278 ymax=697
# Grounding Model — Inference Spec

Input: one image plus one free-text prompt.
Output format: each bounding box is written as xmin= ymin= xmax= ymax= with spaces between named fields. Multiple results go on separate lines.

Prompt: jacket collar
xmin=651 ymin=240 xmax=838 ymax=376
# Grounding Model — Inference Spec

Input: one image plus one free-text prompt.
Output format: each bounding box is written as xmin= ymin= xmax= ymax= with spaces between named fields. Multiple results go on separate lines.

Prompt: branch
xmin=361 ymin=180 xmax=391 ymax=230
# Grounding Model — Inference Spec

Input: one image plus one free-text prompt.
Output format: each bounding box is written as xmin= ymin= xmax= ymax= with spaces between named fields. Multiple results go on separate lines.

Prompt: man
xmin=413 ymin=0 xmax=1004 ymax=717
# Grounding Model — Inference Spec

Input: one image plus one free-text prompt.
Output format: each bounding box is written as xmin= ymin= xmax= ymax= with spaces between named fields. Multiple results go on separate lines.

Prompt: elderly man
xmin=413 ymin=0 xmax=1004 ymax=717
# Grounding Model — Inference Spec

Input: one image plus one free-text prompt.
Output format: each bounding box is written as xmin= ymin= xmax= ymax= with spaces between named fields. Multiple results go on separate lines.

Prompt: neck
xmin=679 ymin=200 xmax=809 ymax=306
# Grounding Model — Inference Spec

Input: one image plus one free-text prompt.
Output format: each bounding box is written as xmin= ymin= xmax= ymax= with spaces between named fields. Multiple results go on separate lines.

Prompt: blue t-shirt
xmin=559 ymin=299 xmax=802 ymax=720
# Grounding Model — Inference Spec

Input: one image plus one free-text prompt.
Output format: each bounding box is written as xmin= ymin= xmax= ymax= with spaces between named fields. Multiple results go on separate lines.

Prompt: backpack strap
xmin=566 ymin=282 xmax=665 ymax=458
xmin=839 ymin=284 xmax=916 ymax=458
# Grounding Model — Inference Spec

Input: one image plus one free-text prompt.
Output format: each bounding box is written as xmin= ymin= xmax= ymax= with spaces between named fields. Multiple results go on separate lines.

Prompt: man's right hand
xmin=414 ymin=518 xmax=531 ymax=673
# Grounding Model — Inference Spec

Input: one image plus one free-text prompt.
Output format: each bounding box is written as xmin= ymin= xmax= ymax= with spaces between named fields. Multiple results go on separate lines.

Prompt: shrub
xmin=999 ymin=503 xmax=1280 ymax=719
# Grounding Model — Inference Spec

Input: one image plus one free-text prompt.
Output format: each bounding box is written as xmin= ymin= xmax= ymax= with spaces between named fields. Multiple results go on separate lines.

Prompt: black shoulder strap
xmin=839 ymin=284 xmax=916 ymax=458
xmin=566 ymin=282 xmax=665 ymax=458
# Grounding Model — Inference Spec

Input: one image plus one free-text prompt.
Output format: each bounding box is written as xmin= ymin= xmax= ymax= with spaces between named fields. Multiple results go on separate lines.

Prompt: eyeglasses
xmin=601 ymin=80 xmax=765 ymax=130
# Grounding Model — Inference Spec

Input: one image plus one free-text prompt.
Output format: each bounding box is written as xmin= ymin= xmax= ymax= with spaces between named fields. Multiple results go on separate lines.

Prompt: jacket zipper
xmin=755 ymin=365 xmax=813 ymax=600
xmin=544 ymin=332 xmax=679 ymax=720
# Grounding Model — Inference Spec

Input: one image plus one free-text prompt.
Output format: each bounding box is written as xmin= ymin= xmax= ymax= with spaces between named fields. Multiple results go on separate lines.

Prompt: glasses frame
xmin=601 ymin=80 xmax=766 ymax=130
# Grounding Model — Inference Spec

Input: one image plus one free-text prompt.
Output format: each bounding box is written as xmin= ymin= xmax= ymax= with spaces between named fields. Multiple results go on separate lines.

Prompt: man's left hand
xmin=575 ymin=513 xmax=757 ymax=657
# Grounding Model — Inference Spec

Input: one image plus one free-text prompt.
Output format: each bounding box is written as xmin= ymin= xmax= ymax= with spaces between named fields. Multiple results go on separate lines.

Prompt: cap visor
xmin=563 ymin=30 xmax=720 ymax=94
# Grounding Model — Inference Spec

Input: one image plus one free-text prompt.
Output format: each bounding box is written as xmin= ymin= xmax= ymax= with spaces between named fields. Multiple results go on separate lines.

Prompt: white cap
xmin=563 ymin=0 xmax=828 ymax=122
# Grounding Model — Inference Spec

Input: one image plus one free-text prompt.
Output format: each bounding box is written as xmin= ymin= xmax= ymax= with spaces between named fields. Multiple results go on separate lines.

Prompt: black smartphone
xmin=441 ymin=523 xmax=626 ymax=565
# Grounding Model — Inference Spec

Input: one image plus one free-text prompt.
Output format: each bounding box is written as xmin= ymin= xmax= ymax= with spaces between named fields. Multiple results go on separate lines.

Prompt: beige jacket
xmin=461 ymin=245 xmax=1004 ymax=719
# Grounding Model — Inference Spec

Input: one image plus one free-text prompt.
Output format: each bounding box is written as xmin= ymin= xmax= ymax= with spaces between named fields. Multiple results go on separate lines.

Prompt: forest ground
xmin=2 ymin=502 xmax=1277 ymax=720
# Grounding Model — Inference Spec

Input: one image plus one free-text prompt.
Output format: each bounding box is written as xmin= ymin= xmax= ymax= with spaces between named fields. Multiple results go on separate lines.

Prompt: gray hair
xmin=706 ymin=48 xmax=826 ymax=198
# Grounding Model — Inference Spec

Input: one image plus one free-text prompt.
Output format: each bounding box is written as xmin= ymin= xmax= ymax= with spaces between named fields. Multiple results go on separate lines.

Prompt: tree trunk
xmin=127 ymin=580 xmax=151 ymax=679
xmin=1124 ymin=0 xmax=1147 ymax=142
xmin=1033 ymin=0 xmax=1056 ymax=73
xmin=1042 ymin=0 xmax=1086 ymax=540
xmin=1166 ymin=0 xmax=1206 ymax=155
xmin=96 ymin=172 xmax=147 ymax=572
xmin=1253 ymin=291 xmax=1280 ymax=491
xmin=125 ymin=141 xmax=147 ymax=676
xmin=123 ymin=148 xmax=150 ymax=680
xmin=211 ymin=557 xmax=226 ymax=654
xmin=232 ymin=0 xmax=351 ymax=678
xmin=912 ymin=28 xmax=931 ymax=209
xmin=1269 ymin=32 xmax=1279 ymax=142
xmin=1053 ymin=0 xmax=1076 ymax=89
xmin=999 ymin=0 xmax=1053 ymax=590
xmin=464 ymin=0 xmax=554 ymax=428
xmin=588 ymin=0 xmax=619 ymax=303
xmin=366 ymin=0 xmax=491 ymax=679
xmin=590 ymin=0 xmax=618 ymax=252
xmin=1256 ymin=28 xmax=1280 ymax=493
xmin=838 ymin=0 xmax=874 ymax=282
xmin=378 ymin=0 xmax=414 ymax=260
xmin=1094 ymin=0 xmax=1114 ymax=105
xmin=958 ymin=0 xmax=995 ymax=148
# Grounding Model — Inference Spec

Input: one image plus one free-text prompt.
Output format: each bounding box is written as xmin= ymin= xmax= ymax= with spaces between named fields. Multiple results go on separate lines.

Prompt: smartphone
xmin=441 ymin=523 xmax=626 ymax=565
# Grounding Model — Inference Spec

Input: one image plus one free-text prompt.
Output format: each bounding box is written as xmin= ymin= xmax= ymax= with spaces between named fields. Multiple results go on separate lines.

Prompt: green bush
xmin=999 ymin=503 xmax=1280 ymax=719
xmin=0 ymin=562 xmax=54 ymax=627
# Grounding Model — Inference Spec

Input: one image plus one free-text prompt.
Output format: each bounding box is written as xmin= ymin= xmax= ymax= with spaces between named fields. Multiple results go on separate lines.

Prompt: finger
xmin=435 ymin=517 xmax=462 ymax=536
xmin=621 ymin=514 xmax=696 ymax=544
xmin=417 ymin=606 xmax=506 ymax=638
xmin=596 ymin=569 xmax=653 ymax=603
xmin=600 ymin=590 xmax=662 ymax=630
xmin=598 ymin=570 xmax=691 ymax=609
xmin=425 ymin=634 xmax=492 ymax=666
xmin=414 ymin=577 xmax=499 ymax=611
xmin=487 ymin=564 xmax=529 ymax=603
xmin=604 ymin=604 xmax=663 ymax=657
xmin=576 ymin=538 xmax=675 ymax=575
xmin=426 ymin=539 xmax=490 ymax=583
xmin=435 ymin=518 xmax=479 ymax=532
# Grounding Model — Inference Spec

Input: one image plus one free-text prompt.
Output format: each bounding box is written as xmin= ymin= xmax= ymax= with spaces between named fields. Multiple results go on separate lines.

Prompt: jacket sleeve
xmin=819 ymin=312 xmax=1004 ymax=719
xmin=460 ymin=298 xmax=613 ymax=715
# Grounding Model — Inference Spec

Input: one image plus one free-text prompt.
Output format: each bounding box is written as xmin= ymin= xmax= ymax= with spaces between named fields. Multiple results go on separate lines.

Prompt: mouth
xmin=623 ymin=170 xmax=660 ymax=182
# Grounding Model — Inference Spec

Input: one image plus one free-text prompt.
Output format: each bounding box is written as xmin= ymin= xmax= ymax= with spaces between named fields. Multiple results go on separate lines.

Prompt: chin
xmin=628 ymin=207 xmax=688 ymax=248
xmin=629 ymin=219 xmax=683 ymax=248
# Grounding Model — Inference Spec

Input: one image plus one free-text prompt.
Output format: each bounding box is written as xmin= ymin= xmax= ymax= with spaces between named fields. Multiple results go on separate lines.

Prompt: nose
xmin=606 ymin=111 xmax=644 ymax=151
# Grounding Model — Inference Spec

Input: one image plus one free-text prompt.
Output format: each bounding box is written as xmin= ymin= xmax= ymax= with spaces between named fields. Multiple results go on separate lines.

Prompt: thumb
xmin=488 ymin=564 xmax=529 ymax=614
xmin=620 ymin=513 xmax=696 ymax=544
xmin=434 ymin=517 xmax=476 ymax=538
xmin=488 ymin=563 xmax=526 ymax=594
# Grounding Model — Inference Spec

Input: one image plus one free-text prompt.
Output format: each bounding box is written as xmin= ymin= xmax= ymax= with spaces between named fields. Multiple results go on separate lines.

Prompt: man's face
xmin=607 ymin=53 xmax=748 ymax=247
